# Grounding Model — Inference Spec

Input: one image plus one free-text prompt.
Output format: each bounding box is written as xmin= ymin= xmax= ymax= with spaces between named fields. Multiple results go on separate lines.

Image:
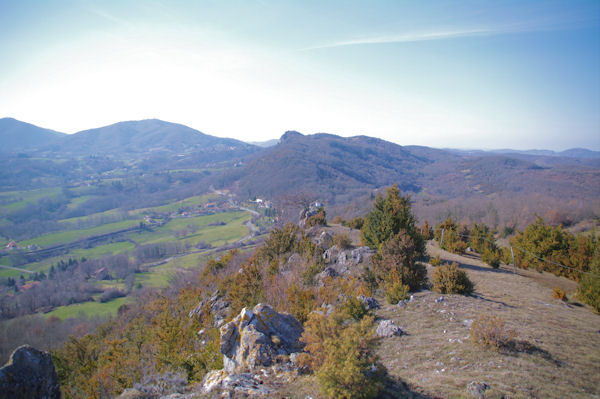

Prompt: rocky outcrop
xmin=0 ymin=345 xmax=61 ymax=399
xmin=322 ymin=245 xmax=375 ymax=275
xmin=357 ymin=295 xmax=380 ymax=310
xmin=202 ymin=370 xmax=271 ymax=397
xmin=189 ymin=290 xmax=230 ymax=328
xmin=375 ymin=320 xmax=404 ymax=338
xmin=316 ymin=231 xmax=333 ymax=249
xmin=203 ymin=304 xmax=304 ymax=396
xmin=466 ymin=381 xmax=490 ymax=398
xmin=219 ymin=303 xmax=304 ymax=374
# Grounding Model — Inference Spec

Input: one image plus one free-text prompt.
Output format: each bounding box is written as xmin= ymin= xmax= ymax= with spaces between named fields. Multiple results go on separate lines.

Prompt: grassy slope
xmin=44 ymin=297 xmax=128 ymax=320
xmin=0 ymin=187 xmax=63 ymax=211
xmin=371 ymin=241 xmax=600 ymax=399
xmin=19 ymin=219 xmax=140 ymax=247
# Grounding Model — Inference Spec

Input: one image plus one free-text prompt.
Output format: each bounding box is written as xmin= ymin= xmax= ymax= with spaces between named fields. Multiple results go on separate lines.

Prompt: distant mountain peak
xmin=280 ymin=130 xmax=304 ymax=142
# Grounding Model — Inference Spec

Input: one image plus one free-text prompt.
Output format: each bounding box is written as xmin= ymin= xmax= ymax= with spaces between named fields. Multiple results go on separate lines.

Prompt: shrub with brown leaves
xmin=431 ymin=262 xmax=474 ymax=295
xmin=470 ymin=313 xmax=516 ymax=350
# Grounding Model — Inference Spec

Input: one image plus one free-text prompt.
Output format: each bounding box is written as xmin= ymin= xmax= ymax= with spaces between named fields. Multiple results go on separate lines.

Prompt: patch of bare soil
xmin=374 ymin=241 xmax=600 ymax=398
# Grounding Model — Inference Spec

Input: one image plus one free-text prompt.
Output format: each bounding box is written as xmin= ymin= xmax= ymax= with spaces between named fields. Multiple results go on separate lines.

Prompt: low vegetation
xmin=431 ymin=261 xmax=474 ymax=295
xmin=300 ymin=311 xmax=384 ymax=399
xmin=470 ymin=313 xmax=516 ymax=351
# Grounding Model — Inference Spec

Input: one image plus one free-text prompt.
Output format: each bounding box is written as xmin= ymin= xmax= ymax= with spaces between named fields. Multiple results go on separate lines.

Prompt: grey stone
xmin=350 ymin=247 xmax=375 ymax=264
xmin=0 ymin=345 xmax=60 ymax=399
xmin=435 ymin=296 xmax=445 ymax=303
xmin=375 ymin=319 xmax=404 ymax=338
xmin=466 ymin=381 xmax=490 ymax=398
xmin=219 ymin=303 xmax=304 ymax=374
xmin=317 ymin=231 xmax=333 ymax=249
xmin=189 ymin=290 xmax=230 ymax=328
xmin=202 ymin=370 xmax=270 ymax=397
xmin=357 ymin=295 xmax=380 ymax=310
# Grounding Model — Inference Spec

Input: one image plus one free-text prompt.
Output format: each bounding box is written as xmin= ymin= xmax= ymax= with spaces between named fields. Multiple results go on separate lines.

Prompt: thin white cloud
xmin=305 ymin=28 xmax=493 ymax=50
xmin=303 ymin=14 xmax=594 ymax=51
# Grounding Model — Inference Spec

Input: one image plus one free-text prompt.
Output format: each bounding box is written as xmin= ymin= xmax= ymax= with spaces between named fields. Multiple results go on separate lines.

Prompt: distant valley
xmin=2 ymin=117 xmax=599 ymax=230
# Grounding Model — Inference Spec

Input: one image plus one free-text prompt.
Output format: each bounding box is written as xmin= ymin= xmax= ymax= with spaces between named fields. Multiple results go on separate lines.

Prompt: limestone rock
xmin=219 ymin=303 xmax=304 ymax=374
xmin=375 ymin=320 xmax=404 ymax=338
xmin=316 ymin=231 xmax=333 ymax=249
xmin=202 ymin=370 xmax=270 ymax=397
xmin=0 ymin=345 xmax=60 ymax=399
xmin=350 ymin=246 xmax=375 ymax=264
xmin=322 ymin=245 xmax=374 ymax=276
xmin=357 ymin=295 xmax=380 ymax=310
xmin=316 ymin=266 xmax=338 ymax=283
xmin=298 ymin=201 xmax=323 ymax=229
xmin=189 ymin=290 xmax=230 ymax=328
xmin=466 ymin=381 xmax=490 ymax=398
xmin=284 ymin=253 xmax=303 ymax=271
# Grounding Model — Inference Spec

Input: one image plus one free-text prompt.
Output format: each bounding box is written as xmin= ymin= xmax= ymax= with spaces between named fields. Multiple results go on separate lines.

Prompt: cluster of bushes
xmin=53 ymin=283 xmax=222 ymax=398
xmin=359 ymin=185 xmax=428 ymax=304
xmin=305 ymin=207 xmax=327 ymax=228
xmin=433 ymin=218 xmax=502 ymax=268
xmin=298 ymin=307 xmax=385 ymax=399
xmin=431 ymin=262 xmax=474 ymax=295
xmin=507 ymin=217 xmax=599 ymax=312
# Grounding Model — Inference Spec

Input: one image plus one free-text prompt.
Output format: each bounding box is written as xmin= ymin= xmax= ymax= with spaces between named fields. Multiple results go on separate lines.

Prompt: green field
xmin=22 ymin=241 xmax=137 ymax=274
xmin=65 ymin=195 xmax=97 ymax=210
xmin=133 ymin=193 xmax=219 ymax=215
xmin=19 ymin=219 xmax=140 ymax=248
xmin=44 ymin=297 xmax=129 ymax=320
xmin=1 ymin=188 xmax=269 ymax=320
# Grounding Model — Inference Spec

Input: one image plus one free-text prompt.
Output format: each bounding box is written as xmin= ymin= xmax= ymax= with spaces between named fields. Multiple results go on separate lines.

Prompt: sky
xmin=0 ymin=0 xmax=599 ymax=150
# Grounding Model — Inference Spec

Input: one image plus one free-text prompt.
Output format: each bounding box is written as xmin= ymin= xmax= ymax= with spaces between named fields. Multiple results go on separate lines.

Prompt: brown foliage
xmin=470 ymin=313 xmax=516 ymax=351
xmin=431 ymin=262 xmax=474 ymax=295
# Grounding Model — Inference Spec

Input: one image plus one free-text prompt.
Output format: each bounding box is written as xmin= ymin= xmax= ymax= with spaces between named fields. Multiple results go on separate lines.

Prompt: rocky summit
xmin=0 ymin=345 xmax=61 ymax=399
xmin=220 ymin=303 xmax=304 ymax=373
xmin=203 ymin=303 xmax=304 ymax=395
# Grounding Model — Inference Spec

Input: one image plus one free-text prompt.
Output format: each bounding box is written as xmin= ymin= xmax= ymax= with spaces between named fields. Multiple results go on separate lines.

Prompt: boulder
xmin=323 ymin=245 xmax=341 ymax=264
xmin=219 ymin=303 xmax=304 ymax=374
xmin=357 ymin=295 xmax=380 ymax=310
xmin=375 ymin=320 xmax=404 ymax=338
xmin=316 ymin=266 xmax=338 ymax=283
xmin=466 ymin=381 xmax=490 ymax=398
xmin=316 ymin=231 xmax=333 ymax=249
xmin=322 ymin=246 xmax=375 ymax=276
xmin=350 ymin=246 xmax=375 ymax=264
xmin=189 ymin=290 xmax=230 ymax=328
xmin=298 ymin=201 xmax=323 ymax=229
xmin=202 ymin=370 xmax=271 ymax=397
xmin=0 ymin=345 xmax=61 ymax=399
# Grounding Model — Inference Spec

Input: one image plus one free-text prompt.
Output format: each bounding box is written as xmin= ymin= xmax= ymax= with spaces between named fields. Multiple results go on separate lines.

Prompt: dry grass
xmin=373 ymin=241 xmax=600 ymax=398
xmin=202 ymin=239 xmax=600 ymax=398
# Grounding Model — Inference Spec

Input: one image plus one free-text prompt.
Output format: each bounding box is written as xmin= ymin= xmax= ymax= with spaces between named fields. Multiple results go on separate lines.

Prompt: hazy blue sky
xmin=1 ymin=0 xmax=599 ymax=150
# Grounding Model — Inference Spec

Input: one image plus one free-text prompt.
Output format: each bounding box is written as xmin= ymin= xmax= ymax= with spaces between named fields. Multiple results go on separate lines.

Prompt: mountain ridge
xmin=0 ymin=118 xmax=66 ymax=153
xmin=41 ymin=118 xmax=256 ymax=157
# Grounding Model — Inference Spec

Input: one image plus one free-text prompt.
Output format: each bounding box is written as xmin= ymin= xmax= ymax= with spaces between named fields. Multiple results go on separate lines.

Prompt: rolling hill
xmin=41 ymin=119 xmax=257 ymax=158
xmin=215 ymin=130 xmax=600 ymax=226
xmin=0 ymin=118 xmax=66 ymax=153
xmin=216 ymin=130 xmax=430 ymax=205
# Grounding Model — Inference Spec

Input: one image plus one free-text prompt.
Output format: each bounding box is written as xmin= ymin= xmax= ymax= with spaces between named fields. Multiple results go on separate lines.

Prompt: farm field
xmin=44 ymin=297 xmax=129 ymax=320
xmin=0 ymin=185 xmax=269 ymax=322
